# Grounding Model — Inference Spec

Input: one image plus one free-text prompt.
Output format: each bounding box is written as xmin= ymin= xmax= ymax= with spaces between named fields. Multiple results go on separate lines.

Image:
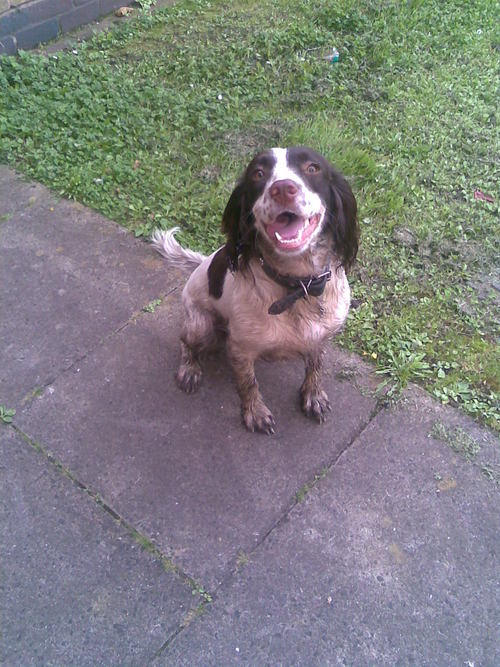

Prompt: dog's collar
xmin=258 ymin=256 xmax=331 ymax=315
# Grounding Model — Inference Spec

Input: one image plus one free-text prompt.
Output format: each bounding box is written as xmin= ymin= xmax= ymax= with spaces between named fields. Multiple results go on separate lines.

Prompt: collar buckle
xmin=259 ymin=257 xmax=331 ymax=315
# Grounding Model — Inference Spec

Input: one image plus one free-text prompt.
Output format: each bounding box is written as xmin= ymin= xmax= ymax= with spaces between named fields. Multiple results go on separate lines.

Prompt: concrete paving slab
xmin=16 ymin=290 xmax=377 ymax=590
xmin=0 ymin=166 xmax=182 ymax=405
xmin=159 ymin=390 xmax=500 ymax=667
xmin=0 ymin=427 xmax=197 ymax=667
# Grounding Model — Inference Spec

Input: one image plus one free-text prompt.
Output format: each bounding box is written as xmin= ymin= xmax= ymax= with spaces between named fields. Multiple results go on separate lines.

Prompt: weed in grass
xmin=0 ymin=405 xmax=16 ymax=424
xmin=236 ymin=550 xmax=249 ymax=568
xmin=335 ymin=368 xmax=358 ymax=382
xmin=295 ymin=466 xmax=329 ymax=503
xmin=21 ymin=386 xmax=45 ymax=406
xmin=431 ymin=422 xmax=481 ymax=462
xmin=142 ymin=298 xmax=162 ymax=313
xmin=0 ymin=0 xmax=498 ymax=429
xmin=481 ymin=463 xmax=500 ymax=486
xmin=376 ymin=350 xmax=432 ymax=399
xmin=432 ymin=421 xmax=500 ymax=486
xmin=191 ymin=583 xmax=212 ymax=604
xmin=137 ymin=0 xmax=157 ymax=11
xmin=180 ymin=603 xmax=206 ymax=628
xmin=133 ymin=531 xmax=158 ymax=553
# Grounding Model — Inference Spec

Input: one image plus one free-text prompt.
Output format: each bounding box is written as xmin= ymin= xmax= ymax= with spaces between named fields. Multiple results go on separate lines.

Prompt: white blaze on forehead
xmin=271 ymin=147 xmax=288 ymax=176
xmin=270 ymin=147 xmax=306 ymax=187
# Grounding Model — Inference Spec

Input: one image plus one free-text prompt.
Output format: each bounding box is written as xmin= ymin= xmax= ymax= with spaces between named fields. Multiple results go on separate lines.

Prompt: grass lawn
xmin=0 ymin=0 xmax=498 ymax=430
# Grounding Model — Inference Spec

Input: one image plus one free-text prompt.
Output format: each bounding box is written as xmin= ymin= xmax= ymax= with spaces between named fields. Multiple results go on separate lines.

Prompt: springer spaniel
xmin=152 ymin=146 xmax=358 ymax=434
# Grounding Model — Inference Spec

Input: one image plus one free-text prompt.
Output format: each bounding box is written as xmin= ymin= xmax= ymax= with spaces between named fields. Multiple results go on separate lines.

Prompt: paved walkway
xmin=1 ymin=166 xmax=499 ymax=666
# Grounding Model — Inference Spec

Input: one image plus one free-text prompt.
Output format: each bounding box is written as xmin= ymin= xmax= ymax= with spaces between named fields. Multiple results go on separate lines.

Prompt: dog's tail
xmin=150 ymin=227 xmax=206 ymax=270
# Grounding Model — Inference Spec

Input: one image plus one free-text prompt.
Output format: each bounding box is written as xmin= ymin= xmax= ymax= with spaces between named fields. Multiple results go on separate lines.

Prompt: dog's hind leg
xmin=176 ymin=299 xmax=217 ymax=394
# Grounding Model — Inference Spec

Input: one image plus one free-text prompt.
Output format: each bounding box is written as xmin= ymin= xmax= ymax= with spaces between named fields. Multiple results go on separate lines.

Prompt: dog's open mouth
xmin=265 ymin=212 xmax=321 ymax=251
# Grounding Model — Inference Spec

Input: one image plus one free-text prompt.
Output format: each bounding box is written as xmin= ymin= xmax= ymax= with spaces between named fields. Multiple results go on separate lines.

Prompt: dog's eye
xmin=305 ymin=163 xmax=320 ymax=174
xmin=252 ymin=168 xmax=265 ymax=181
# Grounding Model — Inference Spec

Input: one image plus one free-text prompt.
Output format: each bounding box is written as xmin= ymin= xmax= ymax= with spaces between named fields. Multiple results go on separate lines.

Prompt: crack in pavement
xmin=19 ymin=286 xmax=180 ymax=410
xmin=150 ymin=399 xmax=385 ymax=661
xmin=8 ymin=300 xmax=383 ymax=662
xmin=9 ymin=422 xmax=211 ymax=604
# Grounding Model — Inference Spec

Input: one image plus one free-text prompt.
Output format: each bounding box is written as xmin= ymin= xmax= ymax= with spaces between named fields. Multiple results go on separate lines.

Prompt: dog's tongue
xmin=267 ymin=213 xmax=303 ymax=239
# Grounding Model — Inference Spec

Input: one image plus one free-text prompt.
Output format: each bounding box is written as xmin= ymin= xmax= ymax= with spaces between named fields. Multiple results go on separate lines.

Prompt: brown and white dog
xmin=151 ymin=146 xmax=358 ymax=434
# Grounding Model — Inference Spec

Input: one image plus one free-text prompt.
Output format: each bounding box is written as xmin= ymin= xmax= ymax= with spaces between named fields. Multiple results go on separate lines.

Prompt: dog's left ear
xmin=327 ymin=169 xmax=359 ymax=272
xmin=222 ymin=181 xmax=253 ymax=270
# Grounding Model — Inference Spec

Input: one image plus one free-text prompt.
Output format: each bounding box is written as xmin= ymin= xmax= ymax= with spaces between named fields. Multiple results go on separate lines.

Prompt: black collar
xmin=258 ymin=256 xmax=331 ymax=315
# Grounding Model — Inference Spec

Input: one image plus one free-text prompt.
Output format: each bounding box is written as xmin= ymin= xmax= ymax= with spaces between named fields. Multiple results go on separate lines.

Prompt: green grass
xmin=0 ymin=0 xmax=498 ymax=429
xmin=0 ymin=405 xmax=16 ymax=424
xmin=431 ymin=421 xmax=481 ymax=461
xmin=431 ymin=420 xmax=500 ymax=484
xmin=142 ymin=297 xmax=163 ymax=313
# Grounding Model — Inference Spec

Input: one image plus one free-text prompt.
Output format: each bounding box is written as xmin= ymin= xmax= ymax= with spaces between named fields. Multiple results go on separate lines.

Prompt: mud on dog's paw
xmin=301 ymin=388 xmax=331 ymax=423
xmin=242 ymin=402 xmax=276 ymax=435
xmin=176 ymin=364 xmax=202 ymax=394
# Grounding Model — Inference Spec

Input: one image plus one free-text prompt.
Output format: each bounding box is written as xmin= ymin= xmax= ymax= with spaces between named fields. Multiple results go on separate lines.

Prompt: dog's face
xmin=223 ymin=146 xmax=358 ymax=269
xmin=249 ymin=147 xmax=326 ymax=254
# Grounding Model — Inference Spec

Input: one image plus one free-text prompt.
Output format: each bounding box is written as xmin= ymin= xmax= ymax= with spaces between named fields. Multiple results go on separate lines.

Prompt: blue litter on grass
xmin=328 ymin=48 xmax=340 ymax=63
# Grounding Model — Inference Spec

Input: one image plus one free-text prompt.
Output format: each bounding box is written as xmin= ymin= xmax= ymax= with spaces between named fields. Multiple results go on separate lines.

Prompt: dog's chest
xmin=229 ymin=279 xmax=349 ymax=359
xmin=275 ymin=312 xmax=330 ymax=359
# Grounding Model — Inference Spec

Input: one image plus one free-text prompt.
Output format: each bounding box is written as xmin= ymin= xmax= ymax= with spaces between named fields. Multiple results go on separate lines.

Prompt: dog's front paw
xmin=301 ymin=388 xmax=331 ymax=423
xmin=176 ymin=363 xmax=202 ymax=394
xmin=242 ymin=402 xmax=276 ymax=435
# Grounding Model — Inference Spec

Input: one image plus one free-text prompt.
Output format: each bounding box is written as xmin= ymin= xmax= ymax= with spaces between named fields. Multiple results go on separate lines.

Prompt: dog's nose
xmin=270 ymin=179 xmax=298 ymax=205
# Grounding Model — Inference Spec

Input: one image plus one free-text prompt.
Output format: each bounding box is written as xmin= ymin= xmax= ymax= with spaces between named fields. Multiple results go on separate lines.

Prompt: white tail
xmin=150 ymin=227 xmax=206 ymax=270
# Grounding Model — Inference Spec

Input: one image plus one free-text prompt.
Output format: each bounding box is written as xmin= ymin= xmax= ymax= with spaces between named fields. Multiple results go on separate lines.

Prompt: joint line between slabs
xmin=10 ymin=423 xmax=213 ymax=604
xmin=19 ymin=285 xmax=180 ymax=409
xmin=216 ymin=400 xmax=384 ymax=590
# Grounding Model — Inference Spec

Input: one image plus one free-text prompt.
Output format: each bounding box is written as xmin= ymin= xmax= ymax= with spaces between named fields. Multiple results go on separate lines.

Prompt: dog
xmin=151 ymin=146 xmax=358 ymax=434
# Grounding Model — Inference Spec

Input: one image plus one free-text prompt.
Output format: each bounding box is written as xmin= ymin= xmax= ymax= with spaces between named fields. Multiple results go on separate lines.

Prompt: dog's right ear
xmin=222 ymin=181 xmax=250 ymax=270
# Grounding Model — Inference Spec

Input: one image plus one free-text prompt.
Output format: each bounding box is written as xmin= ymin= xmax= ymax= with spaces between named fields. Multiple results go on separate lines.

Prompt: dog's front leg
xmin=301 ymin=348 xmax=331 ymax=423
xmin=228 ymin=343 xmax=275 ymax=435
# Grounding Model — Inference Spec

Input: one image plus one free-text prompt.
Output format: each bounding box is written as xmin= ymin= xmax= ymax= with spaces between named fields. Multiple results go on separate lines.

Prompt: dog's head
xmin=223 ymin=147 xmax=358 ymax=270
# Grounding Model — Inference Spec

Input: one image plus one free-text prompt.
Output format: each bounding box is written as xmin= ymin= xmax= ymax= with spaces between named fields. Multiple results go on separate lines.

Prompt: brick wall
xmin=0 ymin=0 xmax=134 ymax=54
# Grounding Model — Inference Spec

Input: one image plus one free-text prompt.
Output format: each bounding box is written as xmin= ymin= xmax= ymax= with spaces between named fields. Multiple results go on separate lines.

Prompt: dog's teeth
xmin=275 ymin=225 xmax=306 ymax=244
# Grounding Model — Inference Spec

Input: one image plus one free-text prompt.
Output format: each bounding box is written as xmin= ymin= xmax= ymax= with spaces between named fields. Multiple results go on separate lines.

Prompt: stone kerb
xmin=0 ymin=0 xmax=134 ymax=55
